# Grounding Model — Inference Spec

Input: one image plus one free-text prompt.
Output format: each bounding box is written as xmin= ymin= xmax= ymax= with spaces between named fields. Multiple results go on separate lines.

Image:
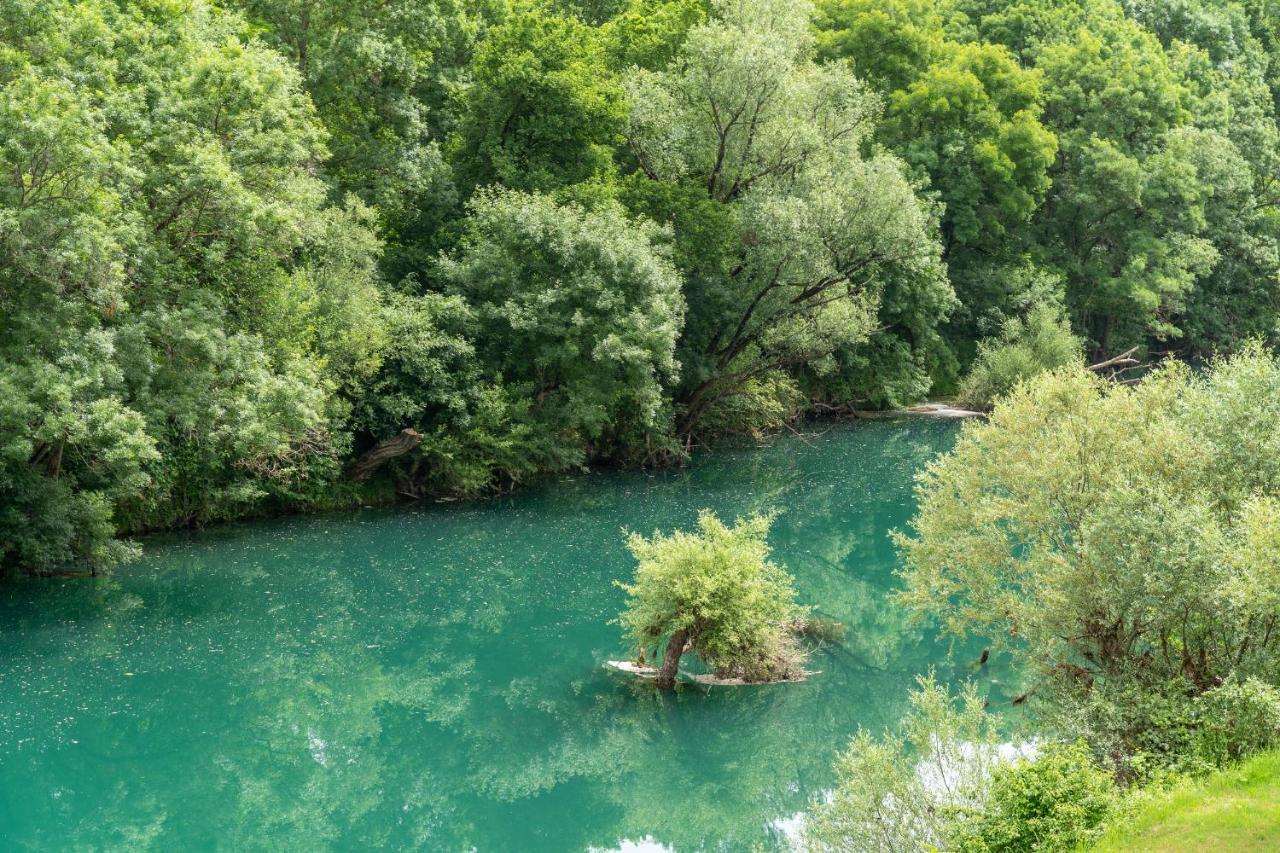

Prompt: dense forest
xmin=6 ymin=0 xmax=1280 ymax=576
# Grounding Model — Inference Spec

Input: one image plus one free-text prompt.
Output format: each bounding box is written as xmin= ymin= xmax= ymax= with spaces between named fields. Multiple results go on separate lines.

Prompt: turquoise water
xmin=0 ymin=419 xmax=1008 ymax=851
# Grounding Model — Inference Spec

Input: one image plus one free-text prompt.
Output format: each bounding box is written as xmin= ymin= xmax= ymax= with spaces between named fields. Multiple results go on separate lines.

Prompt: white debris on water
xmin=588 ymin=836 xmax=673 ymax=852
xmin=307 ymin=728 xmax=330 ymax=767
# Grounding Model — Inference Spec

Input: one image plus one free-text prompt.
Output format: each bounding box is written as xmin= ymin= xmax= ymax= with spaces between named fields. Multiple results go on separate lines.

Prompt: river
xmin=0 ymin=418 xmax=1008 ymax=850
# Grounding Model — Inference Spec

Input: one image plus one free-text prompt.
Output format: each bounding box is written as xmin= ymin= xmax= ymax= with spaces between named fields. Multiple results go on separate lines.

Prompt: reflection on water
xmin=0 ymin=418 xmax=1010 ymax=850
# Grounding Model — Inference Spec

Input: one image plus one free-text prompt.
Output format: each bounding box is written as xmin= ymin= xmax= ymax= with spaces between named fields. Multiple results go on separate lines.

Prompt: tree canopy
xmin=8 ymin=0 xmax=1280 ymax=575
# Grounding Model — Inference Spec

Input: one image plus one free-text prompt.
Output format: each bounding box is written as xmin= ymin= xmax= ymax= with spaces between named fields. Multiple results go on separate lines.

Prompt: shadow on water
xmin=0 ymin=418 xmax=1011 ymax=851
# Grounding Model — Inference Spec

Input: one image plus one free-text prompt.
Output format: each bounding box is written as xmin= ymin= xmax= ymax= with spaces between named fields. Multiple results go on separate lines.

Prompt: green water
xmin=0 ymin=419 xmax=1007 ymax=851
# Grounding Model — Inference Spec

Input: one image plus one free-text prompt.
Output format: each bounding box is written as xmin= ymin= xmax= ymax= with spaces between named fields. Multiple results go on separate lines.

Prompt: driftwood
xmin=1087 ymin=347 xmax=1141 ymax=373
xmin=604 ymin=660 xmax=816 ymax=686
xmin=344 ymin=429 xmax=423 ymax=482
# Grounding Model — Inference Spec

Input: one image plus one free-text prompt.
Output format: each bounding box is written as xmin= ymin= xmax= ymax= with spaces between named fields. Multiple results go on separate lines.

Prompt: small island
xmin=610 ymin=510 xmax=816 ymax=689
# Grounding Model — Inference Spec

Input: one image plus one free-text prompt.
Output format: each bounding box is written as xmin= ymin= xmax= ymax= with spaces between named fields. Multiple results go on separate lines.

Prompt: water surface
xmin=0 ymin=418 xmax=1007 ymax=850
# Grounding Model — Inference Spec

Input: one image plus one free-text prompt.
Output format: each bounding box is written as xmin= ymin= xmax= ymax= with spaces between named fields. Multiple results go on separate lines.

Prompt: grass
xmin=1094 ymin=750 xmax=1280 ymax=852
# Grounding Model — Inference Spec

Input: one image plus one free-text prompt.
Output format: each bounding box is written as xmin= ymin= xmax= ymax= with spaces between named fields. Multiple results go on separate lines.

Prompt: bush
xmin=956 ymin=304 xmax=1083 ymax=410
xmin=1194 ymin=677 xmax=1280 ymax=767
xmin=950 ymin=742 xmax=1116 ymax=852
xmin=803 ymin=675 xmax=1007 ymax=853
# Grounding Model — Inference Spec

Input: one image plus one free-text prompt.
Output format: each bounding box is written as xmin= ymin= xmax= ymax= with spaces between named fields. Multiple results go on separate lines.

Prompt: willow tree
xmin=616 ymin=511 xmax=805 ymax=688
xmin=622 ymin=0 xmax=949 ymax=433
xmin=895 ymin=346 xmax=1280 ymax=762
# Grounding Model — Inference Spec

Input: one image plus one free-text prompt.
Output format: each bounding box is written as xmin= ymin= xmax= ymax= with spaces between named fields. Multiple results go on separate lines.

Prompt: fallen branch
xmin=1087 ymin=347 xmax=1140 ymax=373
xmin=345 ymin=429 xmax=423 ymax=482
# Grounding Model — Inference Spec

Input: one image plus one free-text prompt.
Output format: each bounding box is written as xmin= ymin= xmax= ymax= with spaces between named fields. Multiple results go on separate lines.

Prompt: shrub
xmin=803 ymin=675 xmax=1007 ymax=852
xmin=956 ymin=304 xmax=1083 ymax=410
xmin=950 ymin=742 xmax=1116 ymax=852
xmin=896 ymin=347 xmax=1280 ymax=758
xmin=1194 ymin=677 xmax=1280 ymax=767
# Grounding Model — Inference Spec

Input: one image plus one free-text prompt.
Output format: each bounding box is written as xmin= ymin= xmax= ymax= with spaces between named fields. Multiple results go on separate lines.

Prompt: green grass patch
xmin=1094 ymin=750 xmax=1280 ymax=852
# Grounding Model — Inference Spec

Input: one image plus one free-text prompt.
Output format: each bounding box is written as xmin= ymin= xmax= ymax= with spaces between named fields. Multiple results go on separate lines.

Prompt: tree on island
xmin=615 ymin=510 xmax=807 ymax=688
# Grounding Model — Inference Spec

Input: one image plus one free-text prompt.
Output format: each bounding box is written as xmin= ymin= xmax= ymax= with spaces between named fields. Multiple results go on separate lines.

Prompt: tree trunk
xmin=344 ymin=429 xmax=423 ymax=482
xmin=655 ymin=628 xmax=690 ymax=690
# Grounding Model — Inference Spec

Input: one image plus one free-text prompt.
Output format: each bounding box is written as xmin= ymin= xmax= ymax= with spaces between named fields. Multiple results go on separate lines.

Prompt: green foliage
xmin=1033 ymin=10 xmax=1219 ymax=353
xmin=815 ymin=0 xmax=1057 ymax=353
xmin=815 ymin=0 xmax=947 ymax=94
xmin=602 ymin=0 xmax=706 ymax=70
xmin=231 ymin=0 xmax=471 ymax=212
xmin=0 ymin=0 xmax=381 ymax=573
xmin=1194 ymin=677 xmax=1280 ymax=767
xmin=450 ymin=7 xmax=626 ymax=194
xmin=803 ymin=674 xmax=1007 ymax=852
xmin=950 ymin=742 xmax=1115 ymax=852
xmin=439 ymin=188 xmax=684 ymax=453
xmin=957 ymin=303 xmax=1084 ymax=410
xmin=12 ymin=0 xmax=1280 ymax=585
xmin=227 ymin=0 xmax=480 ymax=278
xmin=624 ymin=0 xmax=949 ymax=431
xmin=345 ymin=291 xmax=558 ymax=495
xmin=0 ymin=333 xmax=157 ymax=573
xmin=697 ymin=371 xmax=806 ymax=440
xmin=897 ymin=345 xmax=1280 ymax=762
xmin=817 ymin=2 xmax=1058 ymax=253
xmin=885 ymin=42 xmax=1057 ymax=253
xmin=808 ymin=679 xmax=1116 ymax=853
xmin=616 ymin=511 xmax=805 ymax=682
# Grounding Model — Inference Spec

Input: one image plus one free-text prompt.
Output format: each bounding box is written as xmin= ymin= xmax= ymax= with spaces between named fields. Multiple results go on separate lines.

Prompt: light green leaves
xmin=897 ymin=346 xmax=1280 ymax=754
xmin=616 ymin=510 xmax=805 ymax=682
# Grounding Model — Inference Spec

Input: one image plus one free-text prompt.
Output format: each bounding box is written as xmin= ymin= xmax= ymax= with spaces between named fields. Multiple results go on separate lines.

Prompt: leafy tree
xmin=957 ymin=303 xmax=1084 ymax=410
xmin=602 ymin=0 xmax=707 ymax=71
xmin=884 ymin=42 xmax=1057 ymax=257
xmin=816 ymin=1 xmax=1057 ymax=255
xmin=438 ymin=188 xmax=684 ymax=457
xmin=814 ymin=1 xmax=1058 ymax=375
xmin=624 ymin=0 xmax=949 ymax=431
xmin=616 ymin=511 xmax=805 ymax=688
xmin=343 ymin=291 xmax=557 ymax=497
xmin=955 ymin=0 xmax=1089 ymax=60
xmin=814 ymin=0 xmax=951 ymax=93
xmin=1032 ymin=6 xmax=1218 ymax=355
xmin=0 ymin=0 xmax=382 ymax=572
xmin=231 ymin=0 xmax=472 ymax=212
xmin=896 ymin=347 xmax=1280 ymax=763
xmin=1126 ymin=0 xmax=1280 ymax=355
xmin=229 ymin=0 xmax=481 ymax=277
xmin=803 ymin=674 xmax=1008 ymax=852
xmin=450 ymin=6 xmax=626 ymax=194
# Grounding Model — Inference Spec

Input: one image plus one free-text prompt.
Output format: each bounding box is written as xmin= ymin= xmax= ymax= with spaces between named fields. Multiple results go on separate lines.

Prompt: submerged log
xmin=345 ymin=429 xmax=423 ymax=482
xmin=605 ymin=660 xmax=816 ymax=686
